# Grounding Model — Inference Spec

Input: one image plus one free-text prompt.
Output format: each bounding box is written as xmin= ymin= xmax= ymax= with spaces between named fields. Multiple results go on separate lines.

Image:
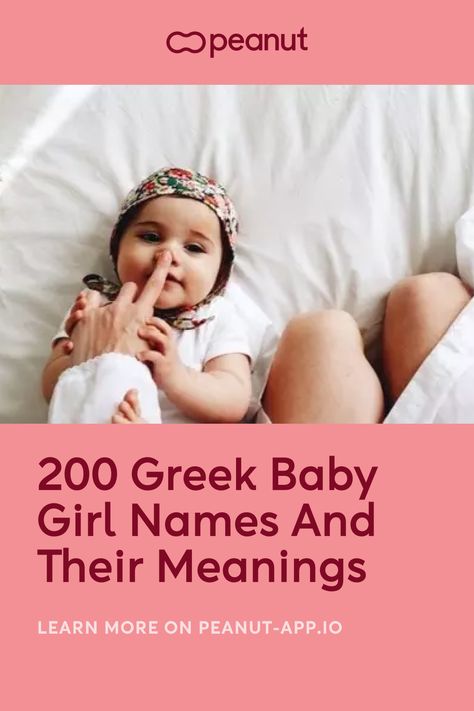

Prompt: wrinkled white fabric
xmin=48 ymin=353 xmax=162 ymax=424
xmin=385 ymin=207 xmax=474 ymax=423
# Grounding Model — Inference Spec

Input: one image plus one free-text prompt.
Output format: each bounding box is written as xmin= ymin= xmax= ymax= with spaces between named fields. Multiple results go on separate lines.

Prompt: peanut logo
xmin=166 ymin=28 xmax=308 ymax=59
xmin=166 ymin=31 xmax=206 ymax=54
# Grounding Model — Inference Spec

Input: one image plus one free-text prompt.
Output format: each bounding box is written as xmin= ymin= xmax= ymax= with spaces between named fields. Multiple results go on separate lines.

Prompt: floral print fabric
xmin=84 ymin=167 xmax=239 ymax=330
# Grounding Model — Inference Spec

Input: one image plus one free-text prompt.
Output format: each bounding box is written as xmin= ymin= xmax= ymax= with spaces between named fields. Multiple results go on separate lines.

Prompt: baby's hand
xmin=111 ymin=389 xmax=146 ymax=424
xmin=60 ymin=290 xmax=101 ymax=355
xmin=137 ymin=317 xmax=184 ymax=392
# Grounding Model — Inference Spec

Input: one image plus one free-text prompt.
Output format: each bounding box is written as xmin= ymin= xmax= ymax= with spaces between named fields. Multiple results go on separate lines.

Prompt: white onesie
xmin=48 ymin=283 xmax=279 ymax=424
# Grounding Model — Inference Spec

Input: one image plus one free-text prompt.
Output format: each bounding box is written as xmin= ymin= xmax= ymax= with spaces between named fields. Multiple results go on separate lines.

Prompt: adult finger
xmin=114 ymin=281 xmax=138 ymax=307
xmin=138 ymin=251 xmax=172 ymax=310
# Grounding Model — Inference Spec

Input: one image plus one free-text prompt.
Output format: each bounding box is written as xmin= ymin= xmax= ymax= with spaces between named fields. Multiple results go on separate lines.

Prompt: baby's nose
xmin=154 ymin=245 xmax=180 ymax=265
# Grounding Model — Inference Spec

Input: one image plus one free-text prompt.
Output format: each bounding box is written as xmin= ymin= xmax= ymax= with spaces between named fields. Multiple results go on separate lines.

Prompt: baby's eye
xmin=140 ymin=232 xmax=161 ymax=243
xmin=185 ymin=243 xmax=206 ymax=254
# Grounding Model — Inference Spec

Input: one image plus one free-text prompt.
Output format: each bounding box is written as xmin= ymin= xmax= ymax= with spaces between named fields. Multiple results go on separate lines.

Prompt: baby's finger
xmin=62 ymin=339 xmax=74 ymax=355
xmin=111 ymin=413 xmax=131 ymax=424
xmin=71 ymin=297 xmax=87 ymax=313
xmin=145 ymin=317 xmax=172 ymax=335
xmin=138 ymin=327 xmax=168 ymax=352
xmin=124 ymin=389 xmax=141 ymax=417
xmin=137 ymin=350 xmax=164 ymax=365
xmin=74 ymin=289 xmax=87 ymax=303
xmin=118 ymin=399 xmax=138 ymax=421
xmin=68 ymin=303 xmax=85 ymax=322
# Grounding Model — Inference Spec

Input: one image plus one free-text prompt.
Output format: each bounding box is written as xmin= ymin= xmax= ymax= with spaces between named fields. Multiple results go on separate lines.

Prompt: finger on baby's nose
xmin=139 ymin=251 xmax=172 ymax=307
xmin=151 ymin=250 xmax=172 ymax=269
xmin=156 ymin=250 xmax=172 ymax=264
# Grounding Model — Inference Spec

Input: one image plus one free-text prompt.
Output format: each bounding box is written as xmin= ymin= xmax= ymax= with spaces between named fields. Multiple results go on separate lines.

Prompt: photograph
xmin=2 ymin=85 xmax=474 ymax=424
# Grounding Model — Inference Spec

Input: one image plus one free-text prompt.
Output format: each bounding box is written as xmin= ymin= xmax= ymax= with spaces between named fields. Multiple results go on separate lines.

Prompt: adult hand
xmin=70 ymin=251 xmax=172 ymax=366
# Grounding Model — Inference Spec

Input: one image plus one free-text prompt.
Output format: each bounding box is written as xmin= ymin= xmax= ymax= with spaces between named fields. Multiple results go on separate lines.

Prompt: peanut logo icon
xmin=166 ymin=31 xmax=206 ymax=54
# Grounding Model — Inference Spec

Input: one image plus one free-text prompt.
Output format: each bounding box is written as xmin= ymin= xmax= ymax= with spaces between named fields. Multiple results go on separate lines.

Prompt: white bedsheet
xmin=1 ymin=85 xmax=474 ymax=423
xmin=385 ymin=207 xmax=474 ymax=423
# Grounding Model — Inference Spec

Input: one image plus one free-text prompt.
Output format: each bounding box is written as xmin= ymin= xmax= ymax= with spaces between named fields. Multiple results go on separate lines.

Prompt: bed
xmin=1 ymin=84 xmax=474 ymax=423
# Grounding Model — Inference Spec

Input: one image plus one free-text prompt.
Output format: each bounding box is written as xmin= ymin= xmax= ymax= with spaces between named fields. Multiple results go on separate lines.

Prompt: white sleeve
xmin=48 ymin=353 xmax=161 ymax=424
xmin=204 ymin=300 xmax=252 ymax=364
xmin=456 ymin=207 xmax=474 ymax=288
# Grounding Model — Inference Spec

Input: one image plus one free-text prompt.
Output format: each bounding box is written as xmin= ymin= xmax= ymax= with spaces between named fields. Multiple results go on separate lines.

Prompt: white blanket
xmin=1 ymin=85 xmax=474 ymax=423
xmin=385 ymin=208 xmax=474 ymax=423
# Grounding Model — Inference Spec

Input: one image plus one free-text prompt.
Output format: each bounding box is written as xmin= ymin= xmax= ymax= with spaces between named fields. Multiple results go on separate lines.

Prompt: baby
xmin=43 ymin=168 xmax=260 ymax=424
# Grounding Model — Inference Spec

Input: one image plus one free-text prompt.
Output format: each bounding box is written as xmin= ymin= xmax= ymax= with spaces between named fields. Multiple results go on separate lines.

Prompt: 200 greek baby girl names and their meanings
xmin=36 ymin=455 xmax=377 ymax=588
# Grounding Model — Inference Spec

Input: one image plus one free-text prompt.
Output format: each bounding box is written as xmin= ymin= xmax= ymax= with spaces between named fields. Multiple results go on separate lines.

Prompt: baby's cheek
xmin=119 ymin=260 xmax=147 ymax=286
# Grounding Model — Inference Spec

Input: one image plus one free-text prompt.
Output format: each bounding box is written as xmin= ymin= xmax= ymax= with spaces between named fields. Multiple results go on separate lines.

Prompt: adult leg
xmin=263 ymin=311 xmax=384 ymax=423
xmin=383 ymin=273 xmax=472 ymax=402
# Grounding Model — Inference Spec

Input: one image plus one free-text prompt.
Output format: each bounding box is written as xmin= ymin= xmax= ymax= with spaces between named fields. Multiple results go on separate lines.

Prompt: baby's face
xmin=117 ymin=196 xmax=223 ymax=310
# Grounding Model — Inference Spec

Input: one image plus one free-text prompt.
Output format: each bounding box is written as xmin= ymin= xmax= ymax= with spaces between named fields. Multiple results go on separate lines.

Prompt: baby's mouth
xmin=147 ymin=270 xmax=181 ymax=285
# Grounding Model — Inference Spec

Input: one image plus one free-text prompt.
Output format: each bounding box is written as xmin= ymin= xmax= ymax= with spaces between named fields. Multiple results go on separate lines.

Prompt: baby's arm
xmin=42 ymin=340 xmax=73 ymax=402
xmin=138 ymin=318 xmax=251 ymax=422
xmin=41 ymin=290 xmax=90 ymax=402
xmin=165 ymin=354 xmax=251 ymax=423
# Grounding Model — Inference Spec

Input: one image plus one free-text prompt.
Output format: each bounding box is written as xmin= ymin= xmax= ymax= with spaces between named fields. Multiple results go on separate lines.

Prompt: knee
xmin=387 ymin=273 xmax=464 ymax=314
xmin=282 ymin=310 xmax=362 ymax=349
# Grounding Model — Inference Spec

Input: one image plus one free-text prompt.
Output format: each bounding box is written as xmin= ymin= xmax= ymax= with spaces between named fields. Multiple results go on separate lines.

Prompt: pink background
xmin=2 ymin=425 xmax=472 ymax=708
xmin=0 ymin=0 xmax=472 ymax=82
xmin=2 ymin=0 xmax=474 ymax=707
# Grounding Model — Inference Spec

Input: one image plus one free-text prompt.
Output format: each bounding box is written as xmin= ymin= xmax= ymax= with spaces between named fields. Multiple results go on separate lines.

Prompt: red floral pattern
xmin=101 ymin=167 xmax=240 ymax=331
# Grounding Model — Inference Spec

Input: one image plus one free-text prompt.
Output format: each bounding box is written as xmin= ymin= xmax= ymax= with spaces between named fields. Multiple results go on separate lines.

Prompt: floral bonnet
xmin=84 ymin=167 xmax=239 ymax=329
